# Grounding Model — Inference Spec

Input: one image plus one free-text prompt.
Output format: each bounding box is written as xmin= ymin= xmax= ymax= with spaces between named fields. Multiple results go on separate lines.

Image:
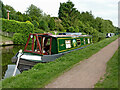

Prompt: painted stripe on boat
xmin=20 ymin=54 xmax=42 ymax=61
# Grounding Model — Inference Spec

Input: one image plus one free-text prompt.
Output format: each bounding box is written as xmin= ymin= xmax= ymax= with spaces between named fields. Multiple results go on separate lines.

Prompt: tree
xmin=54 ymin=18 xmax=64 ymax=31
xmin=4 ymin=5 xmax=17 ymax=20
xmin=48 ymin=18 xmax=55 ymax=31
xmin=5 ymin=5 xmax=16 ymax=14
xmin=39 ymin=20 xmax=49 ymax=31
xmin=76 ymin=20 xmax=85 ymax=32
xmin=26 ymin=4 xmax=43 ymax=18
xmin=58 ymin=0 xmax=79 ymax=29
xmin=31 ymin=16 xmax=39 ymax=22
xmin=32 ymin=20 xmax=39 ymax=28
xmin=23 ymin=14 xmax=32 ymax=22
xmin=0 ymin=0 xmax=7 ymax=18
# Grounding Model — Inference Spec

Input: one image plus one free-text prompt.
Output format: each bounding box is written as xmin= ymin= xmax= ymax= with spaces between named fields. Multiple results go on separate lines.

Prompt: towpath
xmin=45 ymin=38 xmax=119 ymax=88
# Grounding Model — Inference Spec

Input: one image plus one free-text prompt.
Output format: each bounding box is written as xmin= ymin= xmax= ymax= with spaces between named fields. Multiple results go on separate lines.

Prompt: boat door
xmin=41 ymin=36 xmax=52 ymax=55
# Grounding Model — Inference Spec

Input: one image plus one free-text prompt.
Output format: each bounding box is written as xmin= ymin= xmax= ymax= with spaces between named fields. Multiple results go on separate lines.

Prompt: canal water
xmin=1 ymin=45 xmax=25 ymax=80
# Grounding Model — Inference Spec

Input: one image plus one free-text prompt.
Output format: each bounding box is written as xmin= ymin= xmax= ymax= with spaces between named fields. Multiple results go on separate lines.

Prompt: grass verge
xmin=1 ymin=35 xmax=12 ymax=42
xmin=2 ymin=36 xmax=118 ymax=88
xmin=94 ymin=47 xmax=119 ymax=88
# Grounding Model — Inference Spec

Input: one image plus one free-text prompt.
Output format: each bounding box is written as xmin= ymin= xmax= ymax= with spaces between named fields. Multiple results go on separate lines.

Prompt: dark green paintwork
xmin=26 ymin=35 xmax=92 ymax=55
xmin=51 ymin=38 xmax=58 ymax=54
xmin=56 ymin=36 xmax=92 ymax=53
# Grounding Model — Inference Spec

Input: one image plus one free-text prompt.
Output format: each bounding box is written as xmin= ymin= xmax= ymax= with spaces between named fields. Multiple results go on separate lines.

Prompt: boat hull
xmin=11 ymin=45 xmax=90 ymax=72
xmin=11 ymin=53 xmax=64 ymax=72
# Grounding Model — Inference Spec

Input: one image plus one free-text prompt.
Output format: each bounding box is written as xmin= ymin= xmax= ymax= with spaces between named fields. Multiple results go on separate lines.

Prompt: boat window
xmin=34 ymin=36 xmax=41 ymax=53
xmin=65 ymin=40 xmax=71 ymax=48
xmin=26 ymin=35 xmax=35 ymax=51
xmin=77 ymin=39 xmax=81 ymax=46
xmin=43 ymin=37 xmax=50 ymax=55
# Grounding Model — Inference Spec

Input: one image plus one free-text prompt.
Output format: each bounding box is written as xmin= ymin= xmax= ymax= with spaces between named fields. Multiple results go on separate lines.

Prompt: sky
xmin=2 ymin=0 xmax=119 ymax=27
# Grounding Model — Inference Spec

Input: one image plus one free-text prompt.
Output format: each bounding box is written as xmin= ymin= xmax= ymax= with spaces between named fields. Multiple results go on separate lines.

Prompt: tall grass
xmin=2 ymin=36 xmax=118 ymax=88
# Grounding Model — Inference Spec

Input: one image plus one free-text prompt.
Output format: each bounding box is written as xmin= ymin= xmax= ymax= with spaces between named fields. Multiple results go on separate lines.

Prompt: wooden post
xmin=7 ymin=10 xmax=10 ymax=20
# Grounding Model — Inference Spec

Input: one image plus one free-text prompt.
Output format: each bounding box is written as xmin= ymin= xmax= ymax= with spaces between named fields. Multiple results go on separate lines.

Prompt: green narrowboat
xmin=12 ymin=33 xmax=92 ymax=72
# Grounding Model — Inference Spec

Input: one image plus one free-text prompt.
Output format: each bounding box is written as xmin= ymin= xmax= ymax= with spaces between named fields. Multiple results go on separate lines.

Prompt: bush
xmin=39 ymin=20 xmax=49 ymax=31
xmin=49 ymin=31 xmax=55 ymax=35
xmin=1 ymin=18 xmax=34 ymax=34
xmin=33 ymin=29 xmax=45 ymax=33
xmin=1 ymin=18 xmax=34 ymax=44
xmin=13 ymin=33 xmax=25 ymax=44
xmin=81 ymin=32 xmax=86 ymax=35
xmin=32 ymin=20 xmax=39 ymax=28
xmin=68 ymin=26 xmax=75 ymax=32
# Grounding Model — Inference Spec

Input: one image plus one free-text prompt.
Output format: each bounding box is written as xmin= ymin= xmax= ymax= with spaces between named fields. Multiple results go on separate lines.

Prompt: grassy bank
xmin=1 ymin=35 xmax=12 ymax=42
xmin=94 ymin=47 xmax=119 ymax=88
xmin=2 ymin=36 xmax=118 ymax=88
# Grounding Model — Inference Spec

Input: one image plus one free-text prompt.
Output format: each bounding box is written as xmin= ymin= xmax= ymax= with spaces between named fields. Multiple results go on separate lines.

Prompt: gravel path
xmin=45 ymin=38 xmax=119 ymax=88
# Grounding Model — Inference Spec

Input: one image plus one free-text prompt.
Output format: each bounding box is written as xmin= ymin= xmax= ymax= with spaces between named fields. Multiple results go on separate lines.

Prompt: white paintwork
xmin=65 ymin=40 xmax=71 ymax=48
xmin=66 ymin=44 xmax=71 ymax=48
xmin=88 ymin=38 xmax=90 ymax=44
xmin=20 ymin=54 xmax=42 ymax=61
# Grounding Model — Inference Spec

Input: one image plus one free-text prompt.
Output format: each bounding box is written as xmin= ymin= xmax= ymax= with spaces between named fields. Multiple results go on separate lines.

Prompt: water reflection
xmin=5 ymin=65 xmax=20 ymax=78
xmin=1 ymin=45 xmax=25 ymax=79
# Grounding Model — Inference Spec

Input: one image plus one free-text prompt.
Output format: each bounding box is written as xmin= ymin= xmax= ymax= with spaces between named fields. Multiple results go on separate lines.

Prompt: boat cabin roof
xmin=36 ymin=33 xmax=91 ymax=38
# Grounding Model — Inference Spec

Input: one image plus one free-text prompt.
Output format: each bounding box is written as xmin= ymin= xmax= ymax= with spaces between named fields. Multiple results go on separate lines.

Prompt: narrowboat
xmin=106 ymin=33 xmax=114 ymax=38
xmin=12 ymin=33 xmax=92 ymax=72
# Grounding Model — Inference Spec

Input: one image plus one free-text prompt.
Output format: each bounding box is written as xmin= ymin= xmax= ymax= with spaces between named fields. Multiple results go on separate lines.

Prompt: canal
xmin=1 ymin=45 xmax=25 ymax=80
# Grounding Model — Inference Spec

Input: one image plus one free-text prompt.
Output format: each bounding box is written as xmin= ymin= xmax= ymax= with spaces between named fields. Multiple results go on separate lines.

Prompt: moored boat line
xmin=12 ymin=33 xmax=92 ymax=72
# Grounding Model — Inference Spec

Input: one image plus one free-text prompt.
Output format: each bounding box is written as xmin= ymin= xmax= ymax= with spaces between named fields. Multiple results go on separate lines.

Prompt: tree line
xmin=0 ymin=0 xmax=119 ymax=42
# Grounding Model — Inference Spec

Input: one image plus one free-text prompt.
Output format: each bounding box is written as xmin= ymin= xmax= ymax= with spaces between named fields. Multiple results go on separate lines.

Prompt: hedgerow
xmin=1 ymin=18 xmax=34 ymax=44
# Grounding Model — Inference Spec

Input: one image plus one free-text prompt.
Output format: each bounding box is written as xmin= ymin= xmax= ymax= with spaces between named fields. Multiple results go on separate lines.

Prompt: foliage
xmin=26 ymin=4 xmax=43 ymax=18
xmin=0 ymin=0 xmax=7 ymax=19
xmin=54 ymin=18 xmax=64 ymax=31
xmin=33 ymin=29 xmax=45 ymax=33
xmin=1 ymin=18 xmax=34 ymax=34
xmin=0 ymin=0 xmax=118 ymax=44
xmin=32 ymin=20 xmax=39 ymax=28
xmin=49 ymin=31 xmax=55 ymax=35
xmin=58 ymin=0 xmax=80 ymax=29
xmin=68 ymin=26 xmax=75 ymax=32
xmin=22 ymin=14 xmax=32 ymax=22
xmin=2 ymin=36 xmax=118 ymax=88
xmin=12 ymin=33 xmax=25 ymax=44
xmin=26 ymin=20 xmax=32 ymax=24
xmin=48 ymin=18 xmax=55 ymax=31
xmin=58 ymin=0 xmax=116 ymax=35
xmin=1 ymin=18 xmax=34 ymax=44
xmin=39 ymin=20 xmax=49 ymax=31
xmin=74 ymin=26 xmax=79 ymax=32
xmin=5 ymin=5 xmax=16 ymax=14
xmin=95 ymin=47 xmax=119 ymax=88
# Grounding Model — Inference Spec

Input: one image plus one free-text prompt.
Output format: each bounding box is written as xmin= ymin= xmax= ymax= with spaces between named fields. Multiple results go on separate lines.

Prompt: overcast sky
xmin=2 ymin=0 xmax=119 ymax=27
